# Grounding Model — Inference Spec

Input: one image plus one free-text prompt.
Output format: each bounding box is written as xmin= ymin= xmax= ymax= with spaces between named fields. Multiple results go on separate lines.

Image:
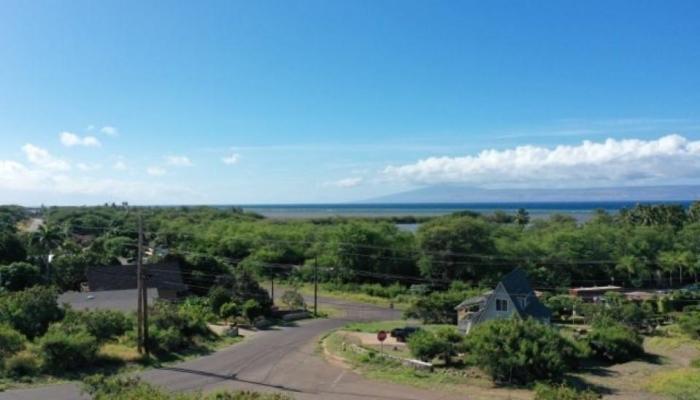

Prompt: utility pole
xmin=270 ymin=274 xmax=275 ymax=305
xmin=314 ymin=256 xmax=318 ymax=317
xmin=136 ymin=214 xmax=144 ymax=354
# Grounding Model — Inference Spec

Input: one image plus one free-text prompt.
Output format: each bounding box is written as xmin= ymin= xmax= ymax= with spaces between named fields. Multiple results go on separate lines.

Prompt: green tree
xmin=0 ymin=262 xmax=42 ymax=291
xmin=0 ymin=231 xmax=27 ymax=265
xmin=514 ymin=208 xmax=530 ymax=227
xmin=465 ymin=318 xmax=580 ymax=384
xmin=416 ymin=216 xmax=497 ymax=282
xmin=0 ymin=286 xmax=64 ymax=338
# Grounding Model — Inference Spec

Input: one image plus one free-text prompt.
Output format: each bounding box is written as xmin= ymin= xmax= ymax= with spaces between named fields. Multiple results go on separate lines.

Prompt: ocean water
xmin=234 ymin=201 xmax=692 ymax=221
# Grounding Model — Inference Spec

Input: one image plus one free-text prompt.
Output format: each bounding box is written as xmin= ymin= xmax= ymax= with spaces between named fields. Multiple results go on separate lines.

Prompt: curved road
xmin=0 ymin=297 xmax=464 ymax=400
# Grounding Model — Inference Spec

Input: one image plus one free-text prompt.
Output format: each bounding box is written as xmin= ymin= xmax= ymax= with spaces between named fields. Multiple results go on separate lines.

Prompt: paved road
xmin=0 ymin=297 xmax=465 ymax=400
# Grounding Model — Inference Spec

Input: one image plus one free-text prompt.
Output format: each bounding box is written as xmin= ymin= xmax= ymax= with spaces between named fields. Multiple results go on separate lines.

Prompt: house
xmin=569 ymin=285 xmax=622 ymax=303
xmin=456 ymin=268 xmax=551 ymax=334
xmin=84 ymin=262 xmax=187 ymax=300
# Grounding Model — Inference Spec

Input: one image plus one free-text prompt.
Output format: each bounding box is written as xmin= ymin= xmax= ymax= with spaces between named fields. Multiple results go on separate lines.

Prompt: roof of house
xmin=502 ymin=268 xmax=552 ymax=320
xmin=467 ymin=268 xmax=551 ymax=324
xmin=455 ymin=290 xmax=493 ymax=310
xmin=85 ymin=262 xmax=187 ymax=292
xmin=59 ymin=288 xmax=159 ymax=312
xmin=570 ymin=285 xmax=622 ymax=293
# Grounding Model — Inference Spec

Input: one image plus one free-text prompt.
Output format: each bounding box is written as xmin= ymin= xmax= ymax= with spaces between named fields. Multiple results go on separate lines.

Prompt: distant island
xmin=364 ymin=184 xmax=700 ymax=204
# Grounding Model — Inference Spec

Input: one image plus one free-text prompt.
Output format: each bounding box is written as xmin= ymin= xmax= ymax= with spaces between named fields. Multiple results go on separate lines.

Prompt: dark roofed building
xmin=59 ymin=288 xmax=159 ymax=312
xmin=456 ymin=268 xmax=551 ymax=334
xmin=85 ymin=262 xmax=187 ymax=299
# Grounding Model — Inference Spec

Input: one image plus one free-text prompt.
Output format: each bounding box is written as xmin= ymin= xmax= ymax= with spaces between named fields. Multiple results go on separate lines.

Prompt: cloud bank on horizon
xmin=3 ymin=133 xmax=700 ymax=204
xmin=383 ymin=134 xmax=700 ymax=187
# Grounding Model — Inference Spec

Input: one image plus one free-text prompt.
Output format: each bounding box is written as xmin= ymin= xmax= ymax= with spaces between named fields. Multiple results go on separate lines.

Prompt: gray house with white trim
xmin=456 ymin=268 xmax=551 ymax=334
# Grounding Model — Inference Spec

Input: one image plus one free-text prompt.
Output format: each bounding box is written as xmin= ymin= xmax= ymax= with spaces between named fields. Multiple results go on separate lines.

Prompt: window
xmin=496 ymin=298 xmax=508 ymax=312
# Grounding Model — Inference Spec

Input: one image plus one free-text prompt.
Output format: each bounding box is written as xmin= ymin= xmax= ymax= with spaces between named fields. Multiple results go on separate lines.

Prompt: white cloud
xmin=76 ymin=163 xmax=102 ymax=171
xmin=113 ymin=161 xmax=127 ymax=171
xmin=60 ymin=132 xmax=101 ymax=147
xmin=165 ymin=155 xmax=193 ymax=167
xmin=1 ymin=144 xmax=197 ymax=204
xmin=147 ymin=166 xmax=166 ymax=176
xmin=100 ymin=126 xmax=118 ymax=136
xmin=21 ymin=144 xmax=70 ymax=171
xmin=327 ymin=177 xmax=363 ymax=188
xmin=383 ymin=134 xmax=700 ymax=186
xmin=222 ymin=153 xmax=240 ymax=165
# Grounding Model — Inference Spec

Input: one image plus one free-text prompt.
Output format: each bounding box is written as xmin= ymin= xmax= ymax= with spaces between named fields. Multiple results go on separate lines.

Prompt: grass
xmin=646 ymin=323 xmax=700 ymax=351
xmin=645 ymin=368 xmax=700 ymax=400
xmin=279 ymin=283 xmax=413 ymax=310
xmin=0 ymin=334 xmax=244 ymax=391
xmin=323 ymin=331 xmax=532 ymax=400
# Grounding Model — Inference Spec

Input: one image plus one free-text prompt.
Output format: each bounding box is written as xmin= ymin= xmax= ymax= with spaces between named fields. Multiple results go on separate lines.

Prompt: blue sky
xmin=1 ymin=0 xmax=700 ymax=205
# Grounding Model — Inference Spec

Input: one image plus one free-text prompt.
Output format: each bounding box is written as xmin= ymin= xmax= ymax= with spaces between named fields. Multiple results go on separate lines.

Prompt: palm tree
xmin=29 ymin=224 xmax=64 ymax=279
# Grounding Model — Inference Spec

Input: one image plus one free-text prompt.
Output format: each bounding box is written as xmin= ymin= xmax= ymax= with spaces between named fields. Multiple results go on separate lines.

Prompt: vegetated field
xmin=325 ymin=320 xmax=700 ymax=400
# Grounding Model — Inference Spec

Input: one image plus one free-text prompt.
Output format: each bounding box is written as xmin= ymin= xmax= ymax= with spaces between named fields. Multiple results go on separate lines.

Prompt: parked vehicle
xmin=390 ymin=326 xmax=421 ymax=342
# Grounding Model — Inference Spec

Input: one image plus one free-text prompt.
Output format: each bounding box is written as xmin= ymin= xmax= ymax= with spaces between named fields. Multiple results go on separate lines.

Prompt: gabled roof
xmin=86 ymin=262 xmax=187 ymax=292
xmin=462 ymin=268 xmax=551 ymax=324
xmin=455 ymin=290 xmax=493 ymax=310
xmin=502 ymin=268 xmax=551 ymax=320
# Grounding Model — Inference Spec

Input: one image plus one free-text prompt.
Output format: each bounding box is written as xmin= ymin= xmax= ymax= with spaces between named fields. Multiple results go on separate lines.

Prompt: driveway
xmin=0 ymin=297 xmax=467 ymax=400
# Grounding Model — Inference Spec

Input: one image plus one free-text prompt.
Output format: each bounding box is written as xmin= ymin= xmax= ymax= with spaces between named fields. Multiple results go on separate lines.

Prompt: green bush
xmin=208 ymin=286 xmax=233 ymax=315
xmin=39 ymin=324 xmax=99 ymax=372
xmin=407 ymin=330 xmax=449 ymax=362
xmin=0 ymin=323 xmax=26 ymax=358
xmin=465 ymin=318 xmax=581 ymax=384
xmin=280 ymin=290 xmax=305 ymax=310
xmin=587 ymin=322 xmax=644 ymax=363
xmin=148 ymin=326 xmax=185 ymax=354
xmin=83 ymin=375 xmax=295 ymax=400
xmin=219 ymin=302 xmax=240 ymax=321
xmin=534 ymin=383 xmax=600 ymax=400
xmin=0 ymin=286 xmax=64 ymax=338
xmin=678 ymin=312 xmax=700 ymax=339
xmin=4 ymin=350 xmax=41 ymax=377
xmin=242 ymin=299 xmax=263 ymax=322
xmin=0 ymin=262 xmax=42 ymax=291
xmin=63 ymin=309 xmax=133 ymax=342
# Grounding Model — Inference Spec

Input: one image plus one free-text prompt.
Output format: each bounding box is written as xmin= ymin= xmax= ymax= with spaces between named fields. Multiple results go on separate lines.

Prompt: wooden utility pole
xmin=136 ymin=214 xmax=144 ymax=354
xmin=314 ymin=256 xmax=318 ymax=316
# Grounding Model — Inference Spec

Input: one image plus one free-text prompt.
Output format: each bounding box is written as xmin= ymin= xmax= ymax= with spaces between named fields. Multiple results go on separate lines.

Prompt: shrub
xmin=219 ymin=302 xmax=240 ymax=322
xmin=208 ymin=286 xmax=233 ymax=315
xmin=83 ymin=375 xmax=295 ymax=400
xmin=280 ymin=290 xmax=305 ymax=310
xmin=407 ymin=330 xmax=449 ymax=363
xmin=242 ymin=299 xmax=263 ymax=322
xmin=464 ymin=318 xmax=581 ymax=384
xmin=63 ymin=309 xmax=133 ymax=342
xmin=0 ymin=323 xmax=26 ymax=358
xmin=586 ymin=322 xmax=644 ymax=363
xmin=534 ymin=383 xmax=600 ymax=400
xmin=4 ymin=350 xmax=41 ymax=377
xmin=0 ymin=286 xmax=64 ymax=338
xmin=678 ymin=312 xmax=700 ymax=339
xmin=148 ymin=326 xmax=185 ymax=354
xmin=149 ymin=301 xmax=209 ymax=339
xmin=39 ymin=324 xmax=99 ymax=372
xmin=0 ymin=262 xmax=42 ymax=291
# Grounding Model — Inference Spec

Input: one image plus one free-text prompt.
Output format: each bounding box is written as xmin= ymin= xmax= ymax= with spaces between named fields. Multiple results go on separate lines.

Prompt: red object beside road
xmin=377 ymin=330 xmax=387 ymax=342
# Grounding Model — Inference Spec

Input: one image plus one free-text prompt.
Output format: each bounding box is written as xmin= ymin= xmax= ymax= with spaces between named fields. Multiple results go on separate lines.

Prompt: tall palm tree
xmin=30 ymin=224 xmax=63 ymax=279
